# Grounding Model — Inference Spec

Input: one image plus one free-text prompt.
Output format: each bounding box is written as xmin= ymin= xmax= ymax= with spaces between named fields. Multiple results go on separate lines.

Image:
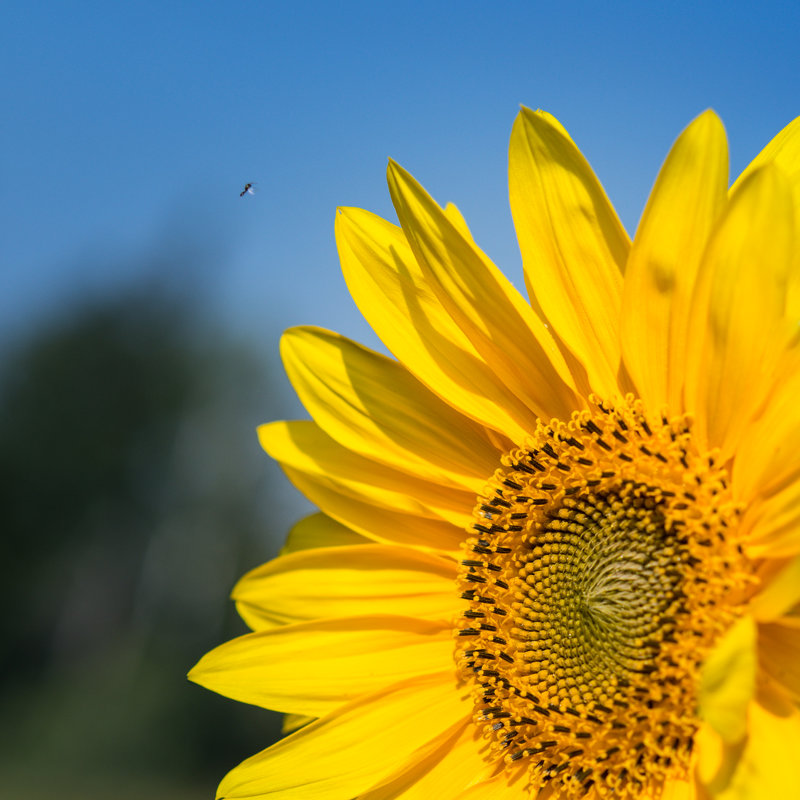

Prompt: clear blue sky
xmin=3 ymin=0 xmax=799 ymax=359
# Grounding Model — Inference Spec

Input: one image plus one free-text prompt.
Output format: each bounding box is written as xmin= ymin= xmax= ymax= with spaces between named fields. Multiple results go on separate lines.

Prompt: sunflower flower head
xmin=458 ymin=396 xmax=751 ymax=797
xmin=191 ymin=108 xmax=800 ymax=800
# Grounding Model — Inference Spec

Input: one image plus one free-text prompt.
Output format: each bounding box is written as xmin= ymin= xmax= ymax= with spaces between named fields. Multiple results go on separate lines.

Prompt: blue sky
xmin=3 ymin=0 xmax=799 ymax=363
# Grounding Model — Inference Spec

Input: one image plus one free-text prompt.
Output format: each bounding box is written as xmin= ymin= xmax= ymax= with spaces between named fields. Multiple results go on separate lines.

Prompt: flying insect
xmin=240 ymin=182 xmax=256 ymax=197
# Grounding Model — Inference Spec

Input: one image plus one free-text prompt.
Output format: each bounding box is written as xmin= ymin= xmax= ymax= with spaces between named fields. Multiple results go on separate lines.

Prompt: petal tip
xmin=691 ymin=108 xmax=726 ymax=138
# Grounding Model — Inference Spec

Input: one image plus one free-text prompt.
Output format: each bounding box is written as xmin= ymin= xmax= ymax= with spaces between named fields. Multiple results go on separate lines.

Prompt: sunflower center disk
xmin=456 ymin=397 xmax=748 ymax=799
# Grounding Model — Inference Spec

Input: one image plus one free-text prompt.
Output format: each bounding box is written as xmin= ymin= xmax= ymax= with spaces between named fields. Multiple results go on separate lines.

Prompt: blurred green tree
xmin=0 ymin=286 xmax=296 ymax=797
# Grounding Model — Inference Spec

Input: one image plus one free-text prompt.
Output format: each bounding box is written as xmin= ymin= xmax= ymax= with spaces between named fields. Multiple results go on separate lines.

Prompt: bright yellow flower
xmin=191 ymin=109 xmax=800 ymax=799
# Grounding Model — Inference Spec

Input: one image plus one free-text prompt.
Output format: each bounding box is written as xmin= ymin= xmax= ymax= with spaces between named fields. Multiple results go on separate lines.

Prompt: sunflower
xmin=190 ymin=109 xmax=800 ymax=799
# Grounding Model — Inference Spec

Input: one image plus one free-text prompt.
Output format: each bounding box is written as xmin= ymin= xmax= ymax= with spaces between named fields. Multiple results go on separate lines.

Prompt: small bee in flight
xmin=240 ymin=182 xmax=256 ymax=197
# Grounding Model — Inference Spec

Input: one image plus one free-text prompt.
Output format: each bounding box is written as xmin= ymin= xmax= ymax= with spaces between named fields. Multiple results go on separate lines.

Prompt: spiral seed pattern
xmin=456 ymin=397 xmax=748 ymax=799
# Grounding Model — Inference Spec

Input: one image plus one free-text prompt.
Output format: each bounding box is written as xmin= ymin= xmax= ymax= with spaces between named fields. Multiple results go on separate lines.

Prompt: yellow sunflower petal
xmin=386 ymin=160 xmax=579 ymax=422
xmin=748 ymin=555 xmax=800 ymax=621
xmin=279 ymin=513 xmax=368 ymax=556
xmin=442 ymin=202 xmax=474 ymax=242
xmin=271 ymin=462 xmax=464 ymax=552
xmin=758 ymin=621 xmax=800 ymax=701
xmin=660 ymin=780 xmax=696 ymax=800
xmin=684 ymin=164 xmax=794 ymax=457
xmin=736 ymin=345 xmax=800 ymax=559
xmin=189 ymin=616 xmax=453 ymax=718
xmin=233 ymin=543 xmax=459 ymax=630
xmin=216 ymin=672 xmax=471 ymax=800
xmin=698 ymin=616 xmax=757 ymax=745
xmin=281 ymin=326 xmax=499 ymax=492
xmin=509 ymin=107 xmax=631 ymax=398
xmin=621 ymin=111 xmax=728 ymax=412
xmin=282 ymin=713 xmax=314 ymax=734
xmin=708 ymin=701 xmax=800 ymax=798
xmin=451 ymin=765 xmax=530 ymax=799
xmin=731 ymin=115 xmax=800 ymax=321
xmin=733 ymin=343 xmax=800 ymax=509
xmin=739 ymin=482 xmax=800 ymax=559
xmin=259 ymin=421 xmax=475 ymax=528
xmin=694 ymin=721 xmax=741 ymax=796
xmin=336 ymin=206 xmax=536 ymax=443
xmin=360 ymin=720 xmax=492 ymax=799
xmin=733 ymin=114 xmax=800 ymax=191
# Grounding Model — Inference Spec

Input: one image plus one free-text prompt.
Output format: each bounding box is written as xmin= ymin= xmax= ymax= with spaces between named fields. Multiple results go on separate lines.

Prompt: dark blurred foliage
xmin=0 ymin=283 xmax=298 ymax=797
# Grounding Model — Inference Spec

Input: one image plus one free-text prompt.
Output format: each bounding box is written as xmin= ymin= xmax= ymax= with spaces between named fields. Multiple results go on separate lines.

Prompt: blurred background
xmin=2 ymin=1 xmax=798 ymax=797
